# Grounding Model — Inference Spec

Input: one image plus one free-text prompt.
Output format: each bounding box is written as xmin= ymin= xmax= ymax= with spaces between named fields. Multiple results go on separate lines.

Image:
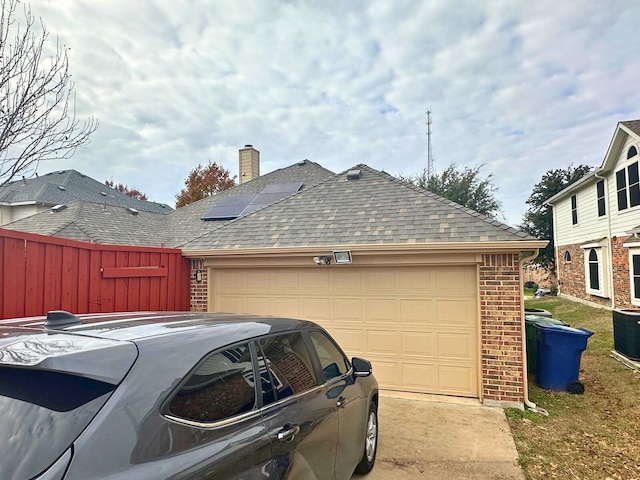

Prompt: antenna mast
xmin=426 ymin=108 xmax=434 ymax=178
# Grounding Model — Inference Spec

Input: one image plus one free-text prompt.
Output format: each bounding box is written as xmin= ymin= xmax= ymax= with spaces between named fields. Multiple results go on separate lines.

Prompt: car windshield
xmin=0 ymin=367 xmax=116 ymax=480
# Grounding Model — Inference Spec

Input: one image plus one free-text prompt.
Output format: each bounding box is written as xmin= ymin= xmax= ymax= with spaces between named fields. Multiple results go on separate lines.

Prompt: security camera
xmin=313 ymin=256 xmax=331 ymax=265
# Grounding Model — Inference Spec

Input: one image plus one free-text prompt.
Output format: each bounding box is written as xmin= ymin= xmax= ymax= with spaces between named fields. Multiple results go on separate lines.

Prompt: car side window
xmin=309 ymin=331 xmax=349 ymax=381
xmin=169 ymin=343 xmax=256 ymax=423
xmin=258 ymin=333 xmax=318 ymax=406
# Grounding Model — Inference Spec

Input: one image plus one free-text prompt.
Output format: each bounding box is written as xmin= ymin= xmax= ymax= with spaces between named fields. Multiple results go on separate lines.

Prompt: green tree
xmin=175 ymin=161 xmax=236 ymax=208
xmin=403 ymin=164 xmax=502 ymax=219
xmin=0 ymin=0 xmax=97 ymax=185
xmin=520 ymin=164 xmax=593 ymax=270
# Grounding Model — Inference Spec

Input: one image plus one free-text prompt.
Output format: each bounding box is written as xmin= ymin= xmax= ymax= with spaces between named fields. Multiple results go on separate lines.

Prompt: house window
xmin=632 ymin=254 xmax=640 ymax=303
xmin=628 ymin=146 xmax=638 ymax=159
xmin=616 ymin=161 xmax=640 ymax=211
xmin=596 ymin=180 xmax=606 ymax=217
xmin=588 ymin=249 xmax=600 ymax=291
xmin=617 ymin=168 xmax=628 ymax=210
xmin=564 ymin=251 xmax=571 ymax=263
xmin=629 ymin=162 xmax=640 ymax=207
xmin=571 ymin=195 xmax=578 ymax=225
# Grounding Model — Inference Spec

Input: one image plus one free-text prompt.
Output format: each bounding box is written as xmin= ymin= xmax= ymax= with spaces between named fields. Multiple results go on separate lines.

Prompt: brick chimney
xmin=239 ymin=145 xmax=260 ymax=184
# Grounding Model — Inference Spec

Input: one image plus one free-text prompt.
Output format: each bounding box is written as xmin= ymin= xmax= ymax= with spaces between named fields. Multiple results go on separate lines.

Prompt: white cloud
xmin=24 ymin=0 xmax=640 ymax=226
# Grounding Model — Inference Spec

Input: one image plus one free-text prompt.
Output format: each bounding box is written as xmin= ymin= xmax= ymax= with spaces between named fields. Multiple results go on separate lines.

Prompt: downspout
xmin=594 ymin=170 xmax=615 ymax=309
xmin=519 ymin=249 xmax=549 ymax=415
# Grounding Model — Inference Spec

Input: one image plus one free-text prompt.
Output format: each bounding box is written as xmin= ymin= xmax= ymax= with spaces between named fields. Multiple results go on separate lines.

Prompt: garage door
xmin=209 ymin=265 xmax=478 ymax=397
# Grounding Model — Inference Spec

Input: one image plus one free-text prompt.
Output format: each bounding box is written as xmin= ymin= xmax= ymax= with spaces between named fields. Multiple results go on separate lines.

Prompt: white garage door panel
xmin=210 ymin=265 xmax=478 ymax=397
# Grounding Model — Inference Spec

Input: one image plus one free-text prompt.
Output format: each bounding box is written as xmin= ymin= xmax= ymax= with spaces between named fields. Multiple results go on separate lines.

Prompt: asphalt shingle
xmin=182 ymin=164 xmax=533 ymax=250
xmin=0 ymin=170 xmax=172 ymax=214
xmin=622 ymin=120 xmax=640 ymax=136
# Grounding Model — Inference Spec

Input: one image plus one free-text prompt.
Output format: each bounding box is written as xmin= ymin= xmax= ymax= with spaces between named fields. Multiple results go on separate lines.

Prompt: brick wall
xmin=556 ymin=239 xmax=634 ymax=308
xmin=480 ymin=253 xmax=524 ymax=404
xmin=190 ymin=258 xmax=208 ymax=312
xmin=612 ymin=236 xmax=632 ymax=308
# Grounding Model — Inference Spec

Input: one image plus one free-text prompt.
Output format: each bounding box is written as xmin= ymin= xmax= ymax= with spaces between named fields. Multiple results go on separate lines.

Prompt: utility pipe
xmin=519 ymin=249 xmax=549 ymax=416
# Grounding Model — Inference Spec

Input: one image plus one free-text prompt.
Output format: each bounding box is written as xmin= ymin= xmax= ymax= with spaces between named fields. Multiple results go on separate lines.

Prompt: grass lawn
xmin=506 ymin=297 xmax=640 ymax=479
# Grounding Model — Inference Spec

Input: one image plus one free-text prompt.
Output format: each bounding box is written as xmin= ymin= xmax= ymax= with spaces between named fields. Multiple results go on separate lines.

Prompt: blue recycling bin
xmin=534 ymin=324 xmax=594 ymax=392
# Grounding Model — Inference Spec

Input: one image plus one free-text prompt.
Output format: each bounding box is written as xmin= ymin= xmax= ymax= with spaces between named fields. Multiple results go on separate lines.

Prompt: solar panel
xmin=200 ymin=194 xmax=257 ymax=220
xmin=261 ymin=182 xmax=303 ymax=194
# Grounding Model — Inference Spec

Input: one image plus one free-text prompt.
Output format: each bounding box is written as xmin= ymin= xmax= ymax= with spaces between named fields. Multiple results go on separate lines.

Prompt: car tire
xmin=354 ymin=401 xmax=378 ymax=474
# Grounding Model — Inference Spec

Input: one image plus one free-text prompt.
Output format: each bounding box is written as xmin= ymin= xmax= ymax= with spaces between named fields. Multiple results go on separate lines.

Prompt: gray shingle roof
xmin=167 ymin=160 xmax=334 ymax=246
xmin=182 ymin=164 xmax=533 ymax=251
xmin=4 ymin=202 xmax=172 ymax=247
xmin=3 ymin=160 xmax=334 ymax=247
xmin=621 ymin=120 xmax=640 ymax=136
xmin=0 ymin=170 xmax=172 ymax=214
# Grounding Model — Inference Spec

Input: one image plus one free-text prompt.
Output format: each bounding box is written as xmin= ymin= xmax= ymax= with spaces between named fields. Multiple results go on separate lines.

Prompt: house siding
xmin=552 ymin=128 xmax=640 ymax=309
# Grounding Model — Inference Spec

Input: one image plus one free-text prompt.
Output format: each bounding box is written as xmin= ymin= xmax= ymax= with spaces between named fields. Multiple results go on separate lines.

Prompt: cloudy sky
xmin=24 ymin=0 xmax=640 ymax=226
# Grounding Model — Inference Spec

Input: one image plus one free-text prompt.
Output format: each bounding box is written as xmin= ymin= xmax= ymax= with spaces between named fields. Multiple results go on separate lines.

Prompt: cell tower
xmin=426 ymin=108 xmax=434 ymax=178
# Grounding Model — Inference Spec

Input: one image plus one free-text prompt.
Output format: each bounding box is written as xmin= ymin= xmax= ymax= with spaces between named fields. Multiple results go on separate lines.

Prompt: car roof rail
xmin=45 ymin=310 xmax=82 ymax=328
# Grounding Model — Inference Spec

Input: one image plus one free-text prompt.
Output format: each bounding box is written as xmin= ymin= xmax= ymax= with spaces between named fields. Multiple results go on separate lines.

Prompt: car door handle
xmin=277 ymin=424 xmax=300 ymax=442
xmin=336 ymin=396 xmax=346 ymax=408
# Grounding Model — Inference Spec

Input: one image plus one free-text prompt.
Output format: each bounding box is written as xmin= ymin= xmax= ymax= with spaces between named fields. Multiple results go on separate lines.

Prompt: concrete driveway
xmin=353 ymin=394 xmax=524 ymax=480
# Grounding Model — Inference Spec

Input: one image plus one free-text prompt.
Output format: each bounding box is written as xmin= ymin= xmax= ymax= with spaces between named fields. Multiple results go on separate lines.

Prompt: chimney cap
xmin=244 ymin=144 xmax=253 ymax=148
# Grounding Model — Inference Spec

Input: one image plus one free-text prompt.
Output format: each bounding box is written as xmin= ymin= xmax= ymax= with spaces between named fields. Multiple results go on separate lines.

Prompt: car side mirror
xmin=352 ymin=357 xmax=372 ymax=377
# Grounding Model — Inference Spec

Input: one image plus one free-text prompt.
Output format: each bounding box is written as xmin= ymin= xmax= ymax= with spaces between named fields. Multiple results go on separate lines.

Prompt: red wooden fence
xmin=0 ymin=229 xmax=190 ymax=319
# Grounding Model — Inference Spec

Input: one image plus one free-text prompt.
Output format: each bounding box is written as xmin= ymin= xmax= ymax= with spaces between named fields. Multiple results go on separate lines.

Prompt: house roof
xmin=182 ymin=164 xmax=535 ymax=251
xmin=3 ymin=201 xmax=172 ymax=246
xmin=4 ymin=162 xmax=539 ymax=251
xmin=3 ymin=160 xmax=334 ymax=247
xmin=546 ymin=119 xmax=640 ymax=205
xmin=167 ymin=159 xmax=334 ymax=246
xmin=0 ymin=169 xmax=172 ymax=214
xmin=621 ymin=120 xmax=640 ymax=136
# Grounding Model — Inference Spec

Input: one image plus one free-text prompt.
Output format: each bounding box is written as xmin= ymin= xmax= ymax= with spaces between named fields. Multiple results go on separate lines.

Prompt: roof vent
xmin=126 ymin=207 xmax=139 ymax=216
xmin=298 ymin=159 xmax=308 ymax=166
xmin=347 ymin=169 xmax=361 ymax=180
xmin=100 ymin=191 xmax=107 ymax=196
xmin=51 ymin=204 xmax=67 ymax=213
xmin=57 ymin=185 xmax=66 ymax=191
xmin=45 ymin=310 xmax=81 ymax=328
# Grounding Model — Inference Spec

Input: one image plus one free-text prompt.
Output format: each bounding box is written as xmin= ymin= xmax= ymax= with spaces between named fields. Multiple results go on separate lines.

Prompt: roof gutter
xmin=545 ymin=170 xmax=600 ymax=206
xmin=519 ymin=249 xmax=549 ymax=416
xmin=181 ymin=240 xmax=549 ymax=258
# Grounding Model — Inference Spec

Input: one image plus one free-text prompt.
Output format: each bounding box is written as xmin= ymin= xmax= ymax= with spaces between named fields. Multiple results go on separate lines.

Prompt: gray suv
xmin=0 ymin=311 xmax=378 ymax=479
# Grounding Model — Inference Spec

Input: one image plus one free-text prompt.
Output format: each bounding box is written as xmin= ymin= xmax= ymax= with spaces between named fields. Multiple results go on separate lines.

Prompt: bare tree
xmin=0 ymin=0 xmax=97 ymax=186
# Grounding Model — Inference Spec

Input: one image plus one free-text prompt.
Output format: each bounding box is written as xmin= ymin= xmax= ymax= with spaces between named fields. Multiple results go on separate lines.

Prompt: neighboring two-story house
xmin=547 ymin=120 xmax=640 ymax=309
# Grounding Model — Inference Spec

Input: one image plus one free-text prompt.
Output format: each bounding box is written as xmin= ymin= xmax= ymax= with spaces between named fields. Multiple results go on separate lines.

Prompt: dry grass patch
xmin=507 ymin=297 xmax=640 ymax=479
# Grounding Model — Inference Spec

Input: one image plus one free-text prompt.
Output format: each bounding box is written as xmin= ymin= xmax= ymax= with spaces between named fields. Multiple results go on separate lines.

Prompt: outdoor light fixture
xmin=333 ymin=250 xmax=352 ymax=264
xmin=195 ymin=270 xmax=203 ymax=282
xmin=313 ymin=256 xmax=332 ymax=265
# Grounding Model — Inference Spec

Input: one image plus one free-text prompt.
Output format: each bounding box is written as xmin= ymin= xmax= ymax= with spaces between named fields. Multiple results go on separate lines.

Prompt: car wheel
xmin=354 ymin=401 xmax=378 ymax=474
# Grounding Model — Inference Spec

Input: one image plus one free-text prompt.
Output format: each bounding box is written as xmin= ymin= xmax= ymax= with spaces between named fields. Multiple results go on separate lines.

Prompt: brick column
xmin=480 ymin=253 xmax=524 ymax=406
xmin=190 ymin=258 xmax=208 ymax=312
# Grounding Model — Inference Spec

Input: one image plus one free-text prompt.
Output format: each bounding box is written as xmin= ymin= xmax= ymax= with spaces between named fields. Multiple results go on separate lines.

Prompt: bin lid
xmin=533 ymin=323 xmax=594 ymax=338
xmin=525 ymin=315 xmax=568 ymax=326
